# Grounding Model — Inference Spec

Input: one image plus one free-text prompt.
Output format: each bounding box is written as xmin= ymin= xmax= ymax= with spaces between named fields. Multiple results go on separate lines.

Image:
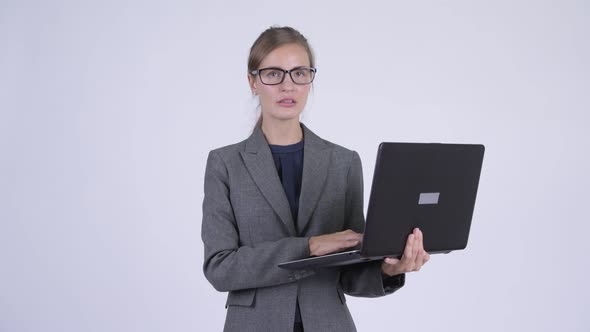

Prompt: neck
xmin=261 ymin=118 xmax=303 ymax=145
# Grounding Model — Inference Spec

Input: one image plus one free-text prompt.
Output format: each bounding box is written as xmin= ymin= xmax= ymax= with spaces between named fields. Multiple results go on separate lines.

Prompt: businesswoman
xmin=202 ymin=26 xmax=429 ymax=332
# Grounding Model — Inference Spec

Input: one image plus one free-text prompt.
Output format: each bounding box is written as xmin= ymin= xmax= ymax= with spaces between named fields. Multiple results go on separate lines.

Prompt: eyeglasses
xmin=250 ymin=66 xmax=317 ymax=85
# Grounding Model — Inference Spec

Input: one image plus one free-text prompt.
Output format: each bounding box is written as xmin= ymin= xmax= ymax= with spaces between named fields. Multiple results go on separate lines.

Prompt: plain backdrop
xmin=1 ymin=0 xmax=589 ymax=331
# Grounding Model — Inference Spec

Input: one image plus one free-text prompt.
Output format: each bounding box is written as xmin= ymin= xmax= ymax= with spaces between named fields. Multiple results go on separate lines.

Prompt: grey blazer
xmin=202 ymin=124 xmax=404 ymax=332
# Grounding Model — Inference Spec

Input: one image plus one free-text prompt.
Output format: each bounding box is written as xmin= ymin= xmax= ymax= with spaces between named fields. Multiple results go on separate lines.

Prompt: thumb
xmin=384 ymin=257 xmax=400 ymax=265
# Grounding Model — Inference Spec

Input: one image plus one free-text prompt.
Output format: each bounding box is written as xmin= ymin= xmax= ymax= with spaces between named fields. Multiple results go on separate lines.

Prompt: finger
xmin=345 ymin=237 xmax=360 ymax=244
xmin=345 ymin=235 xmax=362 ymax=245
xmin=415 ymin=229 xmax=425 ymax=269
xmin=400 ymin=233 xmax=414 ymax=271
xmin=335 ymin=231 xmax=361 ymax=245
xmin=342 ymin=229 xmax=362 ymax=236
xmin=417 ymin=228 xmax=426 ymax=253
xmin=419 ymin=230 xmax=431 ymax=269
xmin=408 ymin=230 xmax=424 ymax=271
xmin=341 ymin=236 xmax=362 ymax=250
xmin=412 ymin=230 xmax=421 ymax=268
xmin=419 ymin=229 xmax=426 ymax=253
xmin=416 ymin=228 xmax=424 ymax=249
xmin=417 ymin=230 xmax=429 ymax=268
xmin=341 ymin=239 xmax=360 ymax=250
xmin=417 ymin=228 xmax=423 ymax=248
xmin=342 ymin=230 xmax=363 ymax=241
xmin=415 ymin=250 xmax=427 ymax=271
xmin=414 ymin=251 xmax=428 ymax=271
xmin=404 ymin=234 xmax=414 ymax=260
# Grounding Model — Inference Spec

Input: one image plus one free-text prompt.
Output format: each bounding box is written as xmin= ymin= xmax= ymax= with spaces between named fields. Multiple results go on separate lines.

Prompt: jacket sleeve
xmin=201 ymin=150 xmax=315 ymax=292
xmin=339 ymin=151 xmax=405 ymax=297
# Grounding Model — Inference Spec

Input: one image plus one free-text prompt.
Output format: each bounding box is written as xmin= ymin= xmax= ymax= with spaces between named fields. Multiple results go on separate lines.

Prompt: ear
xmin=248 ymin=74 xmax=258 ymax=95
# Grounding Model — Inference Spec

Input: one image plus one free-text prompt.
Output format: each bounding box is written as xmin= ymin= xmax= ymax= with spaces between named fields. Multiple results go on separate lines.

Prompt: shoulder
xmin=328 ymin=141 xmax=362 ymax=176
xmin=208 ymin=140 xmax=246 ymax=160
xmin=305 ymin=127 xmax=360 ymax=162
xmin=324 ymin=139 xmax=359 ymax=164
xmin=204 ymin=138 xmax=251 ymax=175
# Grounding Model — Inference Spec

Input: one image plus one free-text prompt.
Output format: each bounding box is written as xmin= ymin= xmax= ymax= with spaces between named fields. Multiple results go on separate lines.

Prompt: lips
xmin=277 ymin=98 xmax=297 ymax=107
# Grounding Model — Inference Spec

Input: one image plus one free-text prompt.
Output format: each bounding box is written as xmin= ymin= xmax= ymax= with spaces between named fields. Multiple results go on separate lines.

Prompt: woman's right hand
xmin=308 ymin=230 xmax=362 ymax=256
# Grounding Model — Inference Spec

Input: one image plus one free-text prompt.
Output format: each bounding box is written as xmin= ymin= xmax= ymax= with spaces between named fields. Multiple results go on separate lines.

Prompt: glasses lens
xmin=260 ymin=69 xmax=284 ymax=85
xmin=291 ymin=68 xmax=314 ymax=84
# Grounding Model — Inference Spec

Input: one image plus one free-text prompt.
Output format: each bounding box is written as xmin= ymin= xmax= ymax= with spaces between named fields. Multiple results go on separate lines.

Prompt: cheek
xmin=259 ymin=92 xmax=275 ymax=108
xmin=299 ymin=84 xmax=311 ymax=95
xmin=259 ymin=86 xmax=279 ymax=102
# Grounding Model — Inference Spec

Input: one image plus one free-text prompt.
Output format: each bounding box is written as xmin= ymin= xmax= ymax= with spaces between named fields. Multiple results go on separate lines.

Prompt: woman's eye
xmin=265 ymin=70 xmax=280 ymax=78
xmin=294 ymin=69 xmax=308 ymax=77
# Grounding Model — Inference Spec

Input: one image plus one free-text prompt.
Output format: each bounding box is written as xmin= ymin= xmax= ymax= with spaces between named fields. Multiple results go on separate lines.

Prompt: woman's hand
xmin=381 ymin=228 xmax=430 ymax=277
xmin=309 ymin=230 xmax=362 ymax=256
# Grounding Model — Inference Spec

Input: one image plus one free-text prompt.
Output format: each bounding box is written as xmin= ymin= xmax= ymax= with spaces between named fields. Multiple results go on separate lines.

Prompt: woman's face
xmin=249 ymin=43 xmax=312 ymax=124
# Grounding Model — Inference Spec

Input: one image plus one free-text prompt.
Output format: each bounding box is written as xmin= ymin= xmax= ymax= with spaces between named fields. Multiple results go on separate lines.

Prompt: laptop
xmin=278 ymin=142 xmax=485 ymax=270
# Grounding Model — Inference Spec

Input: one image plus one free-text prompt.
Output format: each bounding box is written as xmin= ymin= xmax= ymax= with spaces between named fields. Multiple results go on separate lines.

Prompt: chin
xmin=267 ymin=108 xmax=303 ymax=122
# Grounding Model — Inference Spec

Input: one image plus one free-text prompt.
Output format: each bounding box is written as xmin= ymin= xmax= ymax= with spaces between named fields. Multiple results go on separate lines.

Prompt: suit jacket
xmin=202 ymin=124 xmax=404 ymax=332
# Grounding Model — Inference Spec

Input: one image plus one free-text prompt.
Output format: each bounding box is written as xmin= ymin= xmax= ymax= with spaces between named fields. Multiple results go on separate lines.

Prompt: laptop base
xmin=278 ymin=250 xmax=385 ymax=270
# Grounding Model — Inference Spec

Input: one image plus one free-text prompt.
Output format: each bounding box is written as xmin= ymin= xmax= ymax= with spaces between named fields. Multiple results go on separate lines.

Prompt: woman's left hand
xmin=381 ymin=228 xmax=430 ymax=276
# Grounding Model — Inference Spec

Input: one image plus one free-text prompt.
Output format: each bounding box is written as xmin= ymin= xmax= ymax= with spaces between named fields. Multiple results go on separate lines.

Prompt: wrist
xmin=308 ymin=236 xmax=317 ymax=256
xmin=381 ymin=261 xmax=400 ymax=277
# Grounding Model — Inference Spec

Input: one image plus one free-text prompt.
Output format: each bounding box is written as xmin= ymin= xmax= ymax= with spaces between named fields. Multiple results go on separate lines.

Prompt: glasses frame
xmin=250 ymin=66 xmax=317 ymax=85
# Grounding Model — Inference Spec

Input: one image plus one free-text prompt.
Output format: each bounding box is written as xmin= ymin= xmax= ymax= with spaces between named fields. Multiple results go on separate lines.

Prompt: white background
xmin=1 ymin=1 xmax=589 ymax=331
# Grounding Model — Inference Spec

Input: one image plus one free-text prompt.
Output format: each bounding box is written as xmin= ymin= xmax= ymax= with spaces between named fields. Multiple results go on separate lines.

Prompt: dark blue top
xmin=268 ymin=140 xmax=304 ymax=229
xmin=268 ymin=140 xmax=304 ymax=325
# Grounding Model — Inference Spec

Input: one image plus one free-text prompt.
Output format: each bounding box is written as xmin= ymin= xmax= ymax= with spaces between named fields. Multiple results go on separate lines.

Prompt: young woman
xmin=202 ymin=26 xmax=429 ymax=332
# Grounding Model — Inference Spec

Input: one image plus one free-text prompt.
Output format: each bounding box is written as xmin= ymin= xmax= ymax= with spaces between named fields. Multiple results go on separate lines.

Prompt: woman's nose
xmin=280 ymin=74 xmax=296 ymax=90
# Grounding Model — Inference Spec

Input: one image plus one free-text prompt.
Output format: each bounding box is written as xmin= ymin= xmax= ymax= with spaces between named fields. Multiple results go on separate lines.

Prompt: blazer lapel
xmin=297 ymin=124 xmax=332 ymax=234
xmin=240 ymin=126 xmax=297 ymax=236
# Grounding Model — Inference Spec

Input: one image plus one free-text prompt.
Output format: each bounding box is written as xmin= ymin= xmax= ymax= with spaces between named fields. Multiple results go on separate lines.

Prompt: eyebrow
xmin=259 ymin=66 xmax=311 ymax=70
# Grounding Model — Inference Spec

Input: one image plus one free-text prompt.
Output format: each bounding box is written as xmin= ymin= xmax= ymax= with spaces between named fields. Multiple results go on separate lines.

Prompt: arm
xmin=339 ymin=151 xmax=405 ymax=297
xmin=201 ymin=150 xmax=315 ymax=292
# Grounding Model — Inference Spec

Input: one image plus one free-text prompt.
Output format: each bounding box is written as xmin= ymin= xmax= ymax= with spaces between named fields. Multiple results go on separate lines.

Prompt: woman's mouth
xmin=277 ymin=98 xmax=297 ymax=107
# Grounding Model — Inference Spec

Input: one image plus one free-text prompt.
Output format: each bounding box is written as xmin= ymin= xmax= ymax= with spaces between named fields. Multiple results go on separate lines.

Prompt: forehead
xmin=259 ymin=43 xmax=310 ymax=69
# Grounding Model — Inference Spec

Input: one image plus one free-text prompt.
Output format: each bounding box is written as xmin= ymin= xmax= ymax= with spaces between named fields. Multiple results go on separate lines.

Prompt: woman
xmin=202 ymin=26 xmax=429 ymax=332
